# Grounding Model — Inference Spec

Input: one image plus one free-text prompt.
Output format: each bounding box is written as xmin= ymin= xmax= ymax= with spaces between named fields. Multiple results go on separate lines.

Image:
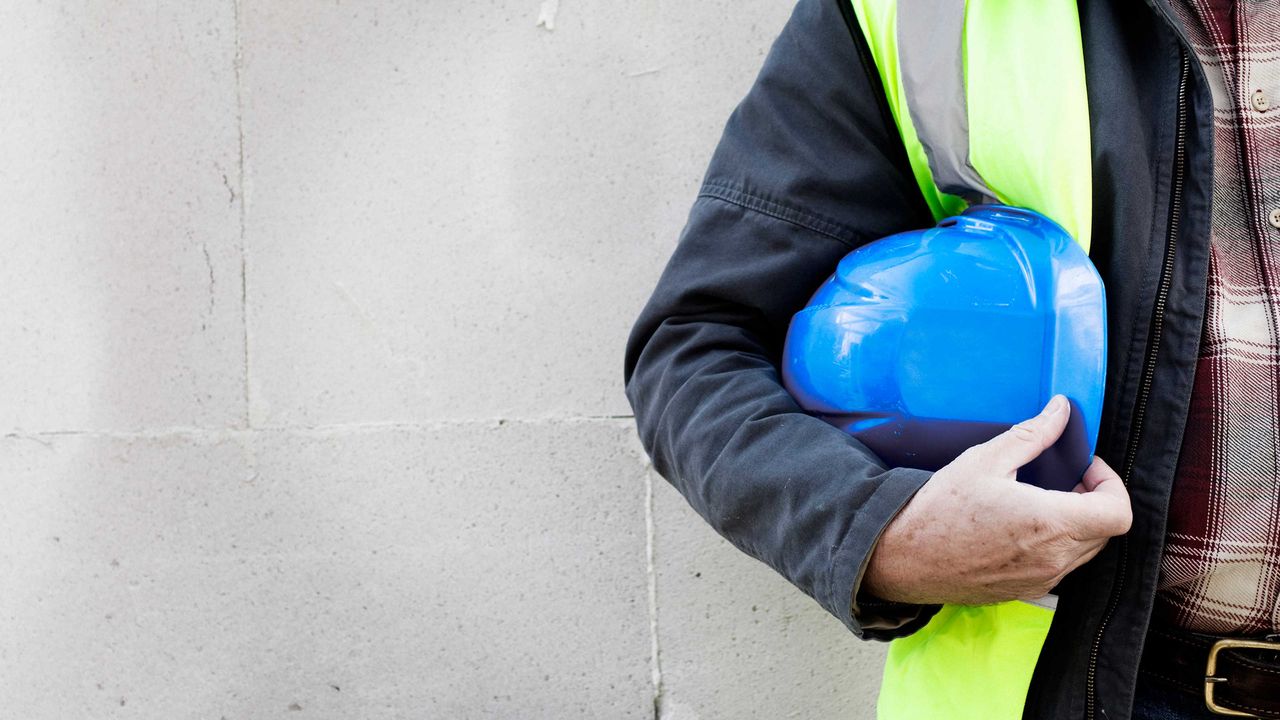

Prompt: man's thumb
xmin=976 ymin=395 xmax=1071 ymax=472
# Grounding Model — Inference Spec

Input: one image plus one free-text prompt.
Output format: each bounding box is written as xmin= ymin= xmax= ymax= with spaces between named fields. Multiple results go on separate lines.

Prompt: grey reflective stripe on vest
xmin=895 ymin=0 xmax=997 ymax=204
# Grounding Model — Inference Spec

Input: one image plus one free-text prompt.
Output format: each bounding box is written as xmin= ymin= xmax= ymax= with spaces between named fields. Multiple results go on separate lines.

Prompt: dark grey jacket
xmin=623 ymin=0 xmax=1213 ymax=717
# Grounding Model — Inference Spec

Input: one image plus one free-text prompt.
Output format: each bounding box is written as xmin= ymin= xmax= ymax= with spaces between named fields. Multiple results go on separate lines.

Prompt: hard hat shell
xmin=781 ymin=205 xmax=1106 ymax=491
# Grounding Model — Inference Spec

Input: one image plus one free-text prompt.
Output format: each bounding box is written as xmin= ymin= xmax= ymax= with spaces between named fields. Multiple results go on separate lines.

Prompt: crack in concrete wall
xmin=1 ymin=415 xmax=637 ymax=441
xmin=645 ymin=468 xmax=665 ymax=719
xmin=231 ymin=0 xmax=251 ymax=432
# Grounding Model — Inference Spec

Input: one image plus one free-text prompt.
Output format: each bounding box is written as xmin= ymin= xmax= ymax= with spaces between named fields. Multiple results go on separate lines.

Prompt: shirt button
xmin=1271 ymin=208 xmax=1280 ymax=230
xmin=1252 ymin=89 xmax=1270 ymax=113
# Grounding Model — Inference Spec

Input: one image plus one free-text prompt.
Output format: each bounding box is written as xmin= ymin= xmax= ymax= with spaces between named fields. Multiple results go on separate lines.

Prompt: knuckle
xmin=952 ymin=445 xmax=983 ymax=467
xmin=1009 ymin=420 xmax=1049 ymax=448
xmin=1047 ymin=554 xmax=1074 ymax=580
xmin=1091 ymin=508 xmax=1131 ymax=538
xmin=1113 ymin=508 xmax=1134 ymax=536
xmin=953 ymin=447 xmax=996 ymax=476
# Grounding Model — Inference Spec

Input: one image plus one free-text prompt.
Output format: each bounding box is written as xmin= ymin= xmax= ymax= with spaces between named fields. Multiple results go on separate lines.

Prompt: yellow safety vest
xmin=844 ymin=0 xmax=1093 ymax=717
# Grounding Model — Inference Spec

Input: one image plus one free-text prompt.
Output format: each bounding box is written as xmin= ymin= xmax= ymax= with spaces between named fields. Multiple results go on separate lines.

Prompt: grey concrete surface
xmin=652 ymin=477 xmax=885 ymax=719
xmin=0 ymin=422 xmax=650 ymax=717
xmin=0 ymin=1 xmax=890 ymax=717
xmin=0 ymin=1 xmax=246 ymax=433
xmin=238 ymin=0 xmax=790 ymax=427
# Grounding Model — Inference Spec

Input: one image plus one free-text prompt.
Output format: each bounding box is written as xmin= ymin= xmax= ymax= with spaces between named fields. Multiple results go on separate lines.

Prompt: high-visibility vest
xmin=843 ymin=0 xmax=1094 ymax=717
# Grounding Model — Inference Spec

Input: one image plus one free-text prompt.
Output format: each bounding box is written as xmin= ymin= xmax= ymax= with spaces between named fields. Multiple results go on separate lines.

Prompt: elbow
xmin=622 ymin=311 xmax=674 ymax=475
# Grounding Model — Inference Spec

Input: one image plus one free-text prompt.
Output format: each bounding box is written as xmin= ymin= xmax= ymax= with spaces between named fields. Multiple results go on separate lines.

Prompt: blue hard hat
xmin=781 ymin=205 xmax=1106 ymax=492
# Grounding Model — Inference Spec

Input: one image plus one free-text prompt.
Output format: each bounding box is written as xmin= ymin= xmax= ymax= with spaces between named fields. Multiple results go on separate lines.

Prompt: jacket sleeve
xmin=624 ymin=0 xmax=943 ymax=640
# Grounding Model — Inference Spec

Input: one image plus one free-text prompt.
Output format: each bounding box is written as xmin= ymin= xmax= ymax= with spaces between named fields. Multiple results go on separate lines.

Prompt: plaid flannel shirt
xmin=1157 ymin=0 xmax=1280 ymax=636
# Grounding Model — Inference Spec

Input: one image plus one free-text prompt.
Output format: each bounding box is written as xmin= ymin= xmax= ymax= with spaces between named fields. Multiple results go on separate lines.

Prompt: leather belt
xmin=1140 ymin=627 xmax=1280 ymax=718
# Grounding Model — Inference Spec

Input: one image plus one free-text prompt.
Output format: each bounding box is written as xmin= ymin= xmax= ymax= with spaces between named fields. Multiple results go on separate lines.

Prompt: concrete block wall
xmin=0 ymin=1 xmax=887 ymax=717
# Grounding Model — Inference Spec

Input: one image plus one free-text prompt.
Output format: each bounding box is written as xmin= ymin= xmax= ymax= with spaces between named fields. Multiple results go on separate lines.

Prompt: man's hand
xmin=862 ymin=395 xmax=1132 ymax=605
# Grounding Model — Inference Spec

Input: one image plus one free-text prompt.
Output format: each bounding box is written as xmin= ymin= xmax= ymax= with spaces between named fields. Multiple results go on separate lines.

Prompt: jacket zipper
xmin=1084 ymin=51 xmax=1190 ymax=720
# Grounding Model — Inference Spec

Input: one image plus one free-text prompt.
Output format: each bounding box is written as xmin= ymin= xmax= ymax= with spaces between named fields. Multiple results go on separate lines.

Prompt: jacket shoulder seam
xmin=699 ymin=182 xmax=866 ymax=249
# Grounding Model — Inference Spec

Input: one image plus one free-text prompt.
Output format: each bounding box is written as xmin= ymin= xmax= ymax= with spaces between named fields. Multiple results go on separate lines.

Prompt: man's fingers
xmin=975 ymin=395 xmax=1071 ymax=472
xmin=1061 ymin=458 xmax=1133 ymax=539
xmin=1079 ymin=455 xmax=1118 ymax=492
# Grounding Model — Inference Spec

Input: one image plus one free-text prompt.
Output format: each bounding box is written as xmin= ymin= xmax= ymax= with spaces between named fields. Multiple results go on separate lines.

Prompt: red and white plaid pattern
xmin=1156 ymin=0 xmax=1280 ymax=635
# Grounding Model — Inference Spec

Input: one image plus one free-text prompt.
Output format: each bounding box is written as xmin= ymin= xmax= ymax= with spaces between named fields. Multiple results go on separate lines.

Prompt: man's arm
xmin=623 ymin=0 xmax=1134 ymax=638
xmin=624 ymin=0 xmax=938 ymax=639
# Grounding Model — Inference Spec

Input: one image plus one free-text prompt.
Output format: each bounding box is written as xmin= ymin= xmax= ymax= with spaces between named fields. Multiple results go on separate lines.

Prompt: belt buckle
xmin=1204 ymin=636 xmax=1280 ymax=717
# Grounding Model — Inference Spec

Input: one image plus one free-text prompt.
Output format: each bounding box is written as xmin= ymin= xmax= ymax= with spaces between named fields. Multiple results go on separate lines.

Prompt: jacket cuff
xmin=826 ymin=466 xmax=941 ymax=640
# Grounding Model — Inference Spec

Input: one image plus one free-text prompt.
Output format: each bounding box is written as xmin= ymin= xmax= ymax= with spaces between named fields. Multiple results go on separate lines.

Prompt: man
xmin=624 ymin=0 xmax=1280 ymax=717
